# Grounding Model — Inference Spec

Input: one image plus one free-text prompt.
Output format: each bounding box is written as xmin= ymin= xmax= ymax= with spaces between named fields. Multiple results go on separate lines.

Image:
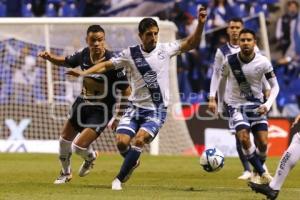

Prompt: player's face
xmin=288 ymin=3 xmax=299 ymax=16
xmin=227 ymin=21 xmax=243 ymax=41
xmin=139 ymin=26 xmax=159 ymax=52
xmin=239 ymin=33 xmax=256 ymax=56
xmin=86 ymin=31 xmax=105 ymax=54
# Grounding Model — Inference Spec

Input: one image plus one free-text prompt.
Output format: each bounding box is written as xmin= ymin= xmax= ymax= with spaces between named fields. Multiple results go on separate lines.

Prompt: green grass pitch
xmin=0 ymin=153 xmax=299 ymax=200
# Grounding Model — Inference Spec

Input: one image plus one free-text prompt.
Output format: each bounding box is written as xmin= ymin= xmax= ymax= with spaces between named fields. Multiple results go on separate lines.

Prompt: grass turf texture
xmin=0 ymin=153 xmax=299 ymax=200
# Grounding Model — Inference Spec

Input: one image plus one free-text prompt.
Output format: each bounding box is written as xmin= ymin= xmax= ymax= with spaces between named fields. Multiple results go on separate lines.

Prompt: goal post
xmin=0 ymin=17 xmax=197 ymax=155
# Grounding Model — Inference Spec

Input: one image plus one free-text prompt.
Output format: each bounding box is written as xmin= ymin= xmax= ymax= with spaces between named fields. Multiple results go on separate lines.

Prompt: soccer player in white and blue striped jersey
xmin=67 ymin=8 xmax=207 ymax=190
xmin=209 ymin=18 xmax=271 ymax=181
xmin=209 ymin=29 xmax=279 ymax=184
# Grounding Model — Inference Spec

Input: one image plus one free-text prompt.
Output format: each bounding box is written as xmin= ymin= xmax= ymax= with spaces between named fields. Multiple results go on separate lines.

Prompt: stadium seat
xmin=60 ymin=3 xmax=78 ymax=17
xmin=277 ymin=90 xmax=297 ymax=109
xmin=178 ymin=71 xmax=192 ymax=103
xmin=234 ymin=0 xmax=249 ymax=3
xmin=287 ymin=78 xmax=300 ymax=95
xmin=252 ymin=3 xmax=269 ymax=18
xmin=256 ymin=0 xmax=279 ymax=4
xmin=46 ymin=3 xmax=57 ymax=17
xmin=47 ymin=0 xmax=61 ymax=3
xmin=22 ymin=3 xmax=33 ymax=17
xmin=195 ymin=0 xmax=209 ymax=7
xmin=0 ymin=2 xmax=6 ymax=17
xmin=23 ymin=0 xmax=33 ymax=3
xmin=195 ymin=0 xmax=209 ymax=3
xmin=231 ymin=3 xmax=248 ymax=18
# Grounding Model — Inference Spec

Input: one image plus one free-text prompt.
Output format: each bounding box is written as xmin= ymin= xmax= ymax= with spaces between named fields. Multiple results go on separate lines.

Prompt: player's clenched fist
xmin=38 ymin=51 xmax=51 ymax=60
xmin=198 ymin=7 xmax=207 ymax=24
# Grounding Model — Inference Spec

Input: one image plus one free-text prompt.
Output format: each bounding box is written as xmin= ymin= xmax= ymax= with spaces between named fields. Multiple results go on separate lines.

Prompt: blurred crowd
xmin=0 ymin=0 xmax=299 ymax=116
xmin=167 ymin=0 xmax=300 ymax=117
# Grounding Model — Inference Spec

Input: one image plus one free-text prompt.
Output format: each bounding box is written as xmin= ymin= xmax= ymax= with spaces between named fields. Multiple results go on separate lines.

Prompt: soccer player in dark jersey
xmin=38 ymin=25 xmax=130 ymax=184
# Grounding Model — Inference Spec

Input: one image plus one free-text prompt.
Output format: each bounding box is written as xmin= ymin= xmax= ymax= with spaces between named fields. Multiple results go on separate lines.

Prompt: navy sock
xmin=256 ymin=149 xmax=267 ymax=166
xmin=236 ymin=135 xmax=251 ymax=172
xmin=247 ymin=152 xmax=265 ymax=175
xmin=259 ymin=156 xmax=266 ymax=166
xmin=117 ymin=146 xmax=142 ymax=182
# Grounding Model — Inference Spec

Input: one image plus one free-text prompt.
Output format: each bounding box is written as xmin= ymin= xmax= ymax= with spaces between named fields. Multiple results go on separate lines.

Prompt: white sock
xmin=256 ymin=148 xmax=267 ymax=161
xmin=59 ymin=136 xmax=72 ymax=174
xmin=242 ymin=143 xmax=256 ymax=156
xmin=270 ymin=133 xmax=300 ymax=190
xmin=72 ymin=143 xmax=96 ymax=161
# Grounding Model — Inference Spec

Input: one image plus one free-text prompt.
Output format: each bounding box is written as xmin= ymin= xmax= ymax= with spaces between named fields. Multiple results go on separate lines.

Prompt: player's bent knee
xmin=238 ymin=131 xmax=250 ymax=143
xmin=257 ymin=142 xmax=268 ymax=152
xmin=116 ymin=134 xmax=131 ymax=152
xmin=134 ymin=138 xmax=145 ymax=148
xmin=117 ymin=141 xmax=129 ymax=152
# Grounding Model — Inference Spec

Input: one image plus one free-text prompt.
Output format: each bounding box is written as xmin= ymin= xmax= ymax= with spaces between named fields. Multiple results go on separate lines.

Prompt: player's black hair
xmin=228 ymin=17 xmax=244 ymax=25
xmin=239 ymin=28 xmax=256 ymax=39
xmin=138 ymin=18 xmax=159 ymax=34
xmin=87 ymin=25 xmax=105 ymax=35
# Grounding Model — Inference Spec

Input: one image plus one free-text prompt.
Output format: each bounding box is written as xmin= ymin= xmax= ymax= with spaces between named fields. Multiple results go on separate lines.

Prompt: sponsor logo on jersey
xmin=157 ymin=50 xmax=166 ymax=60
xmin=143 ymin=71 xmax=158 ymax=89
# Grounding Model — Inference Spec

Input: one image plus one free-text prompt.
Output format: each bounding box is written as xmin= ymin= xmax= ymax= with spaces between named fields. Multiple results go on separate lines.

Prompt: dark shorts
xmin=68 ymin=97 xmax=112 ymax=135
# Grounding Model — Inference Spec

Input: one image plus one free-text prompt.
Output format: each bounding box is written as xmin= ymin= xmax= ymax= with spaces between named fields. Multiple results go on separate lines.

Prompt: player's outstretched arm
xmin=66 ymin=60 xmax=114 ymax=77
xmin=118 ymin=86 xmax=131 ymax=117
xmin=292 ymin=114 xmax=300 ymax=127
xmin=109 ymin=86 xmax=132 ymax=131
xmin=180 ymin=7 xmax=207 ymax=53
xmin=38 ymin=51 xmax=66 ymax=66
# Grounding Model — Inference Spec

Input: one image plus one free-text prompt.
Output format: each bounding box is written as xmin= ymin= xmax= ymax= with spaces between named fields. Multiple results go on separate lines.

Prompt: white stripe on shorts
xmin=251 ymin=120 xmax=268 ymax=127
xmin=234 ymin=121 xmax=250 ymax=128
xmin=116 ymin=126 xmax=136 ymax=134
xmin=140 ymin=127 xmax=155 ymax=138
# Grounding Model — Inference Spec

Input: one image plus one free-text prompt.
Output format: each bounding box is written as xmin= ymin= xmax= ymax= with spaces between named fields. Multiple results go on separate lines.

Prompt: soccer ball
xmin=199 ymin=148 xmax=225 ymax=172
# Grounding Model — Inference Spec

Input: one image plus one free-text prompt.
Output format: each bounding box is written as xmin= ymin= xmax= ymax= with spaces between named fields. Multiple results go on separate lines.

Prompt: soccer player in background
xmin=248 ymin=114 xmax=300 ymax=200
xmin=208 ymin=18 xmax=271 ymax=180
xmin=67 ymin=8 xmax=207 ymax=190
xmin=209 ymin=29 xmax=279 ymax=184
xmin=38 ymin=25 xmax=130 ymax=184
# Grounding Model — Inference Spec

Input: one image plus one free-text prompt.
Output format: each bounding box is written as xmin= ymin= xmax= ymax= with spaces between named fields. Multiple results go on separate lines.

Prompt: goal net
xmin=0 ymin=18 xmax=196 ymax=155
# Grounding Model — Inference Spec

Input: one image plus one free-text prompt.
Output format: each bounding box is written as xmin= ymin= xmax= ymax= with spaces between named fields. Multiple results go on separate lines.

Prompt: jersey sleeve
xmin=209 ymin=49 xmax=224 ymax=98
xmin=213 ymin=49 xmax=225 ymax=74
xmin=221 ymin=59 xmax=230 ymax=77
xmin=111 ymin=48 xmax=130 ymax=70
xmin=263 ymin=58 xmax=275 ymax=79
xmin=165 ymin=40 xmax=182 ymax=57
xmin=262 ymin=76 xmax=271 ymax=90
xmin=65 ymin=50 xmax=82 ymax=68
